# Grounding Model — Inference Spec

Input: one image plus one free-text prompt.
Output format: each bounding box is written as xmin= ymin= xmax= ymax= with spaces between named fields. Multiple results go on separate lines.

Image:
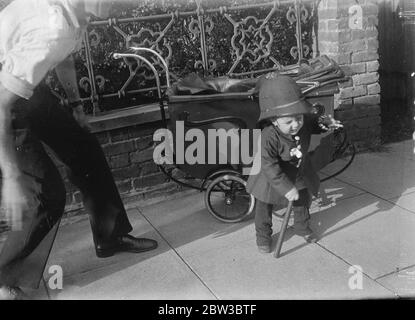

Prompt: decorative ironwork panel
xmin=47 ymin=0 xmax=318 ymax=115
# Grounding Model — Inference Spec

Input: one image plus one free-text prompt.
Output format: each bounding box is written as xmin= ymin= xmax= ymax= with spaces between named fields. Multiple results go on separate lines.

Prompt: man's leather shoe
xmin=96 ymin=235 xmax=158 ymax=258
xmin=0 ymin=286 xmax=27 ymax=300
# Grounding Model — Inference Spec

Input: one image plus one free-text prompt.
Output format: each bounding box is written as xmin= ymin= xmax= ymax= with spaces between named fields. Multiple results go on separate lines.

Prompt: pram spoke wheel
xmin=204 ymin=173 xmax=255 ymax=223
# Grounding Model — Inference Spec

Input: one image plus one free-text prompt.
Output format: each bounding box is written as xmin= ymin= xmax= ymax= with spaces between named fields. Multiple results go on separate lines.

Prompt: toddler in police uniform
xmin=246 ymin=74 xmax=343 ymax=254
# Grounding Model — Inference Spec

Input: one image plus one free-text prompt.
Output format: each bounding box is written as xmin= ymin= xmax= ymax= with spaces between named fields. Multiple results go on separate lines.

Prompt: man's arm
xmin=54 ymin=54 xmax=90 ymax=130
xmin=0 ymin=84 xmax=27 ymax=230
xmin=0 ymin=85 xmax=20 ymax=179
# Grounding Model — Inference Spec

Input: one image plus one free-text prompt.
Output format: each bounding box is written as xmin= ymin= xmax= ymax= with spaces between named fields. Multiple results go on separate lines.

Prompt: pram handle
xmin=112 ymin=52 xmax=164 ymax=99
xmin=128 ymin=47 xmax=171 ymax=88
xmin=113 ymin=49 xmax=170 ymax=126
xmin=179 ymin=111 xmax=248 ymax=130
xmin=297 ymin=80 xmax=320 ymax=95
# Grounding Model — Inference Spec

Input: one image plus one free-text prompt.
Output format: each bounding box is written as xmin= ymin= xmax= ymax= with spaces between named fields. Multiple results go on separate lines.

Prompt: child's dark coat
xmin=246 ymin=114 xmax=325 ymax=205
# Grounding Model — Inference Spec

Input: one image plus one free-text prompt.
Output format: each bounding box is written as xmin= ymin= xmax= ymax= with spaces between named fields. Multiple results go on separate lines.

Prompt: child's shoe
xmin=257 ymin=239 xmax=271 ymax=254
xmin=294 ymin=227 xmax=319 ymax=243
xmin=257 ymin=244 xmax=271 ymax=254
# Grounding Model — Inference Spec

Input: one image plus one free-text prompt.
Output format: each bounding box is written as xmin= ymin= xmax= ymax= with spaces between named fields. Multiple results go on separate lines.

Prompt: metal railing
xmin=52 ymin=0 xmax=320 ymax=115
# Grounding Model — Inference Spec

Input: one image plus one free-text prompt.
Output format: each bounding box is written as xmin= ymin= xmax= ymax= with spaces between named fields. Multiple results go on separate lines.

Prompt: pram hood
xmin=168 ymin=74 xmax=258 ymax=96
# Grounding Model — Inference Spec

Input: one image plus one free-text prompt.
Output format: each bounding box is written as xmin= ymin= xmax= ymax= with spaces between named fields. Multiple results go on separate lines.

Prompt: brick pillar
xmin=318 ymin=0 xmax=381 ymax=150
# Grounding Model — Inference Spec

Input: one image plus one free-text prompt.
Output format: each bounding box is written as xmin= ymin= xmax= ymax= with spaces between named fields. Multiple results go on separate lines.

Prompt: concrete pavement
xmin=13 ymin=140 xmax=415 ymax=299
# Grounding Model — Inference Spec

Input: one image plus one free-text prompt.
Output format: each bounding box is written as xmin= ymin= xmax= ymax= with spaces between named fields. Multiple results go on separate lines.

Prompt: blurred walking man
xmin=0 ymin=0 xmax=158 ymax=299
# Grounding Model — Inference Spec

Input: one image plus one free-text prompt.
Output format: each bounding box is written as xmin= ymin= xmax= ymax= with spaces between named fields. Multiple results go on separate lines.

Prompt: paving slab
xmin=52 ymin=248 xmax=215 ymax=300
xmin=43 ymin=207 xmax=214 ymax=299
xmin=318 ymin=175 xmax=366 ymax=201
xmin=45 ymin=208 xmax=160 ymax=278
xmin=380 ymin=140 xmax=415 ymax=161
xmin=141 ymin=193 xmax=394 ymax=299
xmin=22 ymin=283 xmax=50 ymax=300
xmin=377 ymin=266 xmax=415 ymax=298
xmin=179 ymin=235 xmax=394 ymax=300
xmin=388 ymin=192 xmax=415 ymax=215
xmin=139 ymin=193 xmax=255 ymax=259
xmin=320 ymin=151 xmax=415 ymax=200
xmin=310 ymin=193 xmax=415 ymax=280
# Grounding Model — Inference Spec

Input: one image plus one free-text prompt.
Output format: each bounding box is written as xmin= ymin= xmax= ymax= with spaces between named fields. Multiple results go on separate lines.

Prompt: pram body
xmin=167 ymin=77 xmax=260 ymax=180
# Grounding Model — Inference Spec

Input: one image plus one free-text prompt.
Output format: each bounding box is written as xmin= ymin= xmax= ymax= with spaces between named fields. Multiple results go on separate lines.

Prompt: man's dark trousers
xmin=0 ymin=85 xmax=132 ymax=289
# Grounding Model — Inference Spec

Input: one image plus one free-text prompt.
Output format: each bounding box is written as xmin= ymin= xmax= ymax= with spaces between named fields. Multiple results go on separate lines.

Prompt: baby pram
xmin=113 ymin=48 xmax=353 ymax=225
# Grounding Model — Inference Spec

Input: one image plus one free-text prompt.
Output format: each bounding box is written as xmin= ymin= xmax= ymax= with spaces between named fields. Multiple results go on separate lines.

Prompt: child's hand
xmin=319 ymin=115 xmax=343 ymax=131
xmin=285 ymin=187 xmax=299 ymax=201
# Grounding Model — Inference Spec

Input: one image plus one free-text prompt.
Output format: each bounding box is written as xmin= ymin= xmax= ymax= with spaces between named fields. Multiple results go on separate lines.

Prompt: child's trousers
xmin=255 ymin=189 xmax=311 ymax=246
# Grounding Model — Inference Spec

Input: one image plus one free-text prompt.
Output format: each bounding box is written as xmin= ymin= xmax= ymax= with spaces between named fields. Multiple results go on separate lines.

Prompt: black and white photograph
xmin=0 ymin=0 xmax=414 ymax=305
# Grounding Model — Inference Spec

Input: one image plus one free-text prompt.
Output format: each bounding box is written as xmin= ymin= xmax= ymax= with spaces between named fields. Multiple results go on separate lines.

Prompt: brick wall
xmin=318 ymin=0 xmax=381 ymax=150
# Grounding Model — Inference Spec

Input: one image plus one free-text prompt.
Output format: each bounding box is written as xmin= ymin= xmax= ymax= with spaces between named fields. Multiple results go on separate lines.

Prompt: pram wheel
xmin=204 ymin=173 xmax=255 ymax=223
